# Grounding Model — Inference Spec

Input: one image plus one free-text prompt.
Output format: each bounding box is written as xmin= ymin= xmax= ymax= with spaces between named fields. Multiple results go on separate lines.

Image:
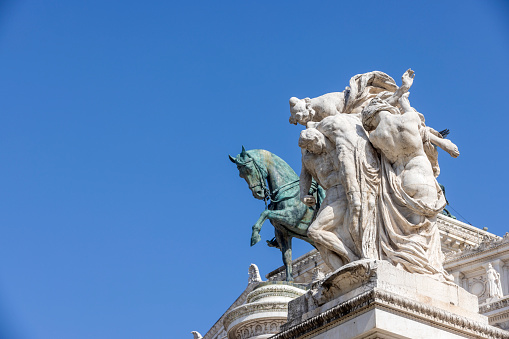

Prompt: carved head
xmin=289 ymin=97 xmax=315 ymax=126
xmin=229 ymin=147 xmax=267 ymax=200
xmin=361 ymin=98 xmax=400 ymax=131
xmin=299 ymin=128 xmax=327 ymax=154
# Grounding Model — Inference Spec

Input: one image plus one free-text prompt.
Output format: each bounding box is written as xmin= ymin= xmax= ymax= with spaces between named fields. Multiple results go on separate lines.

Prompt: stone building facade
xmin=198 ymin=215 xmax=509 ymax=338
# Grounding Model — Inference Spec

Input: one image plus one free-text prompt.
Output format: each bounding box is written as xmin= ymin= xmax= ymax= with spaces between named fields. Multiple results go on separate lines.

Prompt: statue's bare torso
xmin=369 ymin=110 xmax=437 ymax=205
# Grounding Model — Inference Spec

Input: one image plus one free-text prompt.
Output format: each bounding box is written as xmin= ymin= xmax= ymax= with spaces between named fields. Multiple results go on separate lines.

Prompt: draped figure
xmin=290 ymin=69 xmax=460 ymax=282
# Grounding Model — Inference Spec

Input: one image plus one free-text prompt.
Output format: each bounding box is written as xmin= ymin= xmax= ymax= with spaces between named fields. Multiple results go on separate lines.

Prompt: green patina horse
xmin=229 ymin=147 xmax=324 ymax=281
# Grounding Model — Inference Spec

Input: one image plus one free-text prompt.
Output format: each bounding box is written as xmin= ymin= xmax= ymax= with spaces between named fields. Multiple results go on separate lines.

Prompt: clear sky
xmin=0 ymin=1 xmax=508 ymax=338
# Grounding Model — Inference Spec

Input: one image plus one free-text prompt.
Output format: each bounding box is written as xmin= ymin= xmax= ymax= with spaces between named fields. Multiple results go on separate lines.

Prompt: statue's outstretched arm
xmin=300 ymin=158 xmax=314 ymax=206
xmin=387 ymin=69 xmax=414 ymax=106
xmin=398 ymin=94 xmax=460 ymax=159
xmin=426 ymin=126 xmax=443 ymax=138
xmin=426 ymin=128 xmax=460 ymax=158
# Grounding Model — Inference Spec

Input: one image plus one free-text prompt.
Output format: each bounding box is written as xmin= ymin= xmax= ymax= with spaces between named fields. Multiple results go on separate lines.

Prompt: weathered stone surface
xmin=291 ymin=70 xmax=460 ymax=282
xmin=285 ymin=260 xmax=483 ymax=328
xmin=299 ymin=113 xmax=379 ymax=270
xmin=223 ymin=282 xmax=306 ymax=339
xmin=206 ymin=69 xmax=509 ymax=339
xmin=275 ymin=260 xmax=508 ymax=339
xmin=201 ymin=221 xmax=509 ymax=338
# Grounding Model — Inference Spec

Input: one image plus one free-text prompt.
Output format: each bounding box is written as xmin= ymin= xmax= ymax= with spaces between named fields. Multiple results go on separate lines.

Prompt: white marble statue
xmin=486 ymin=263 xmax=503 ymax=299
xmin=290 ymin=69 xmax=460 ymax=282
xmin=298 ymin=113 xmax=379 ymax=270
xmin=248 ymin=263 xmax=262 ymax=284
xmin=361 ymin=93 xmax=458 ymax=281
xmin=289 ymin=70 xmax=414 ymax=126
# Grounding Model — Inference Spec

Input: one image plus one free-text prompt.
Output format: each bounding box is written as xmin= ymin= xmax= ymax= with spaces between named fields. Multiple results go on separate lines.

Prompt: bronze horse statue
xmin=229 ymin=147 xmax=324 ymax=281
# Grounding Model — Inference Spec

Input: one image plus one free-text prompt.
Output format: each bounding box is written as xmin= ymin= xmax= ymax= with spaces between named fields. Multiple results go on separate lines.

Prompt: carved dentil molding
xmin=445 ymin=232 xmax=509 ymax=263
xmin=274 ymin=289 xmax=508 ymax=339
xmin=437 ymin=214 xmax=500 ymax=245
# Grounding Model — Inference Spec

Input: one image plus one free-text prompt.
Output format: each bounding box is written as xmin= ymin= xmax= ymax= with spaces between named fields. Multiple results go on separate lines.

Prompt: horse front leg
xmin=251 ymin=210 xmax=269 ymax=246
xmin=251 ymin=209 xmax=296 ymax=246
xmin=276 ymin=229 xmax=293 ymax=281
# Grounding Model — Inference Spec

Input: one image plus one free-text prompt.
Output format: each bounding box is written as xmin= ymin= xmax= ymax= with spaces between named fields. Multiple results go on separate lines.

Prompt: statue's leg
xmin=251 ymin=210 xmax=269 ymax=246
xmin=307 ymin=197 xmax=359 ymax=265
xmin=275 ymin=228 xmax=293 ymax=281
xmin=252 ymin=208 xmax=302 ymax=246
xmin=262 ymin=209 xmax=304 ymax=232
xmin=339 ymin=151 xmax=362 ymax=253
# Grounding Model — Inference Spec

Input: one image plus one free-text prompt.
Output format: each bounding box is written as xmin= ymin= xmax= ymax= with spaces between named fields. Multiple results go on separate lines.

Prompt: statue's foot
xmin=266 ymin=238 xmax=280 ymax=248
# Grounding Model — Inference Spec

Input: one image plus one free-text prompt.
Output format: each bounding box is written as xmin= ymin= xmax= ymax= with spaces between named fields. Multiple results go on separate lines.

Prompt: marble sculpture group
xmin=234 ymin=69 xmax=460 ymax=283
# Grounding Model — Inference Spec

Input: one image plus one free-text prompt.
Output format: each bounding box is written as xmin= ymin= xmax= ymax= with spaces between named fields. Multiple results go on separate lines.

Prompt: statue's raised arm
xmin=398 ymin=93 xmax=460 ymax=159
xmin=386 ymin=68 xmax=415 ymax=106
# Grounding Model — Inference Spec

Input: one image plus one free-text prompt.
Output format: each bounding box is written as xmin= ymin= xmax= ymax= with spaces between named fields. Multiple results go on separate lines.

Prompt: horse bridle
xmin=242 ymin=155 xmax=272 ymax=207
xmin=242 ymin=154 xmax=299 ymax=209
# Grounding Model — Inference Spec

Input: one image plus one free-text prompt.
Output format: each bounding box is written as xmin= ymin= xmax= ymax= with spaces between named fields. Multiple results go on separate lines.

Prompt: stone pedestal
xmin=272 ymin=260 xmax=508 ymax=339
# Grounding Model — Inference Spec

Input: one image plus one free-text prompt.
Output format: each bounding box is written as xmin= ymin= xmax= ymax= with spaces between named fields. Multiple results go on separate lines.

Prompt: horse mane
xmin=247 ymin=149 xmax=298 ymax=180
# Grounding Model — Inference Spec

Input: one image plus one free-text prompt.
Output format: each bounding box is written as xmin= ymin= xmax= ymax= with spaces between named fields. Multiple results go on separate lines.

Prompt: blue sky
xmin=0 ymin=1 xmax=508 ymax=338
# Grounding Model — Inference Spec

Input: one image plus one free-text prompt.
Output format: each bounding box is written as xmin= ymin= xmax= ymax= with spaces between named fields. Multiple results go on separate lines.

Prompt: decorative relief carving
xmin=274 ymin=289 xmax=509 ymax=339
xmin=223 ymin=283 xmax=307 ymax=339
xmin=234 ymin=320 xmax=285 ymax=339
xmin=469 ymin=276 xmax=487 ymax=298
xmin=437 ymin=215 xmax=500 ymax=245
xmin=445 ymin=232 xmax=509 ymax=263
xmin=311 ymin=267 xmax=325 ymax=282
xmin=223 ymin=302 xmax=288 ymax=331
xmin=480 ymin=296 xmax=509 ymax=313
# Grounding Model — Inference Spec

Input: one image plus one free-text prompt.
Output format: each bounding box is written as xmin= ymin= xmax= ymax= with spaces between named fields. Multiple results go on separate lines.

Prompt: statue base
xmin=272 ymin=260 xmax=507 ymax=339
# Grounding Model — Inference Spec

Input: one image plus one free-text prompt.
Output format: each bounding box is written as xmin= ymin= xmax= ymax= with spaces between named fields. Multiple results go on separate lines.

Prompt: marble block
xmin=274 ymin=260 xmax=508 ymax=339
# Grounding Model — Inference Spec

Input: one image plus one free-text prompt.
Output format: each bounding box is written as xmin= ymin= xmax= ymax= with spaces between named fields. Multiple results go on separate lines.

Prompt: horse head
xmin=229 ymin=146 xmax=268 ymax=200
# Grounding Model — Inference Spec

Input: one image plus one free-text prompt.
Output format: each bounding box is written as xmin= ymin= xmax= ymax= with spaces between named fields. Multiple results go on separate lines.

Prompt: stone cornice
xmin=272 ymin=289 xmax=508 ymax=339
xmin=223 ymin=301 xmax=288 ymax=331
xmin=437 ymin=214 xmax=500 ymax=245
xmin=223 ymin=282 xmax=307 ymax=337
xmin=444 ymin=233 xmax=509 ymax=266
xmin=247 ymin=285 xmax=307 ymax=303
xmin=480 ymin=296 xmax=509 ymax=314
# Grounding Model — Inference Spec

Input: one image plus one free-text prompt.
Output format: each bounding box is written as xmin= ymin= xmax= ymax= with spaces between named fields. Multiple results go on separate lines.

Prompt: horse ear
xmin=241 ymin=146 xmax=248 ymax=157
xmin=228 ymin=155 xmax=237 ymax=164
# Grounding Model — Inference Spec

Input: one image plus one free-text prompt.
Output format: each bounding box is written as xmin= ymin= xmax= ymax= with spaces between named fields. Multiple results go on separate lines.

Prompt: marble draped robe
xmin=351 ymin=135 xmax=380 ymax=260
xmin=376 ymin=153 xmax=452 ymax=282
